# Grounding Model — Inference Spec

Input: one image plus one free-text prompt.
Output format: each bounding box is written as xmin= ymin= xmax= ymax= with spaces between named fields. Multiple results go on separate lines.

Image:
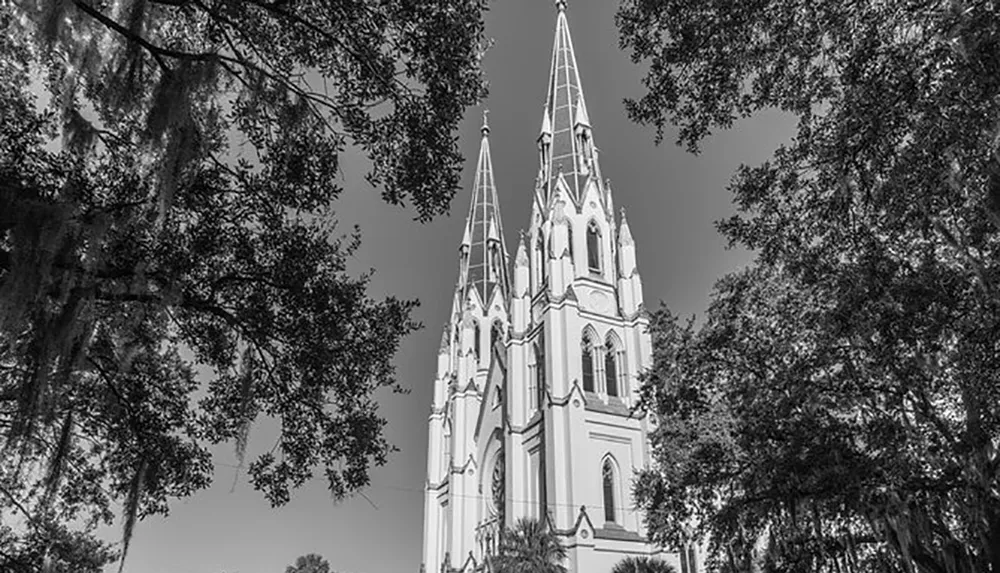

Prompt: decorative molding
xmin=587 ymin=289 xmax=612 ymax=314
xmin=593 ymin=526 xmax=645 ymax=542
xmin=584 ymin=395 xmax=642 ymax=418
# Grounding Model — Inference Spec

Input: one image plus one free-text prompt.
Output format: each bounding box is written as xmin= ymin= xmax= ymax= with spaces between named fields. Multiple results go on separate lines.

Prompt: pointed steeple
xmin=618 ymin=208 xmax=634 ymax=246
xmin=537 ymin=0 xmax=600 ymax=208
xmin=456 ymin=110 xmax=510 ymax=305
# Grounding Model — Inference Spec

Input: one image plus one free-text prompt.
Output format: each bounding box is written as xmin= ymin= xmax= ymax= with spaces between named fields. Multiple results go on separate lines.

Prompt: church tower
xmin=423 ymin=4 xmax=693 ymax=573
xmin=424 ymin=111 xmax=511 ymax=573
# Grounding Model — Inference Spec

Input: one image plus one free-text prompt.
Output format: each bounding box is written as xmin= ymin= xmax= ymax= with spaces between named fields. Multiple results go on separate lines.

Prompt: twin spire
xmin=537 ymin=0 xmax=599 ymax=207
xmin=458 ymin=110 xmax=509 ymax=305
xmin=457 ymin=1 xmax=599 ymax=303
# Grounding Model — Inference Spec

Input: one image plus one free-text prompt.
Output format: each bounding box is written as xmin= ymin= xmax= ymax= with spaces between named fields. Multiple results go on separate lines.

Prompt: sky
xmin=116 ymin=2 xmax=794 ymax=572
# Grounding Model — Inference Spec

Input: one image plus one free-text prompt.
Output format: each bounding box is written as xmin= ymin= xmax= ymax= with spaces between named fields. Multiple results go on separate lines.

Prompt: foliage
xmin=491 ymin=518 xmax=568 ymax=573
xmin=611 ymin=556 xmax=677 ymax=573
xmin=285 ymin=553 xmax=331 ymax=573
xmin=619 ymin=0 xmax=1000 ymax=571
xmin=0 ymin=0 xmax=487 ymax=570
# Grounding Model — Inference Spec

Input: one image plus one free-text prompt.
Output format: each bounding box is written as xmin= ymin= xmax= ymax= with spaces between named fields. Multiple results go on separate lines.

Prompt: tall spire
xmin=537 ymin=0 xmax=599 ymax=207
xmin=457 ymin=110 xmax=510 ymax=305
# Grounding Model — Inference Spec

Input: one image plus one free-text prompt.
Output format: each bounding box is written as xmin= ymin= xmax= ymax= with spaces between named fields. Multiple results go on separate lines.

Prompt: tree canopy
xmin=611 ymin=556 xmax=677 ymax=573
xmin=285 ymin=553 xmax=332 ymax=573
xmin=491 ymin=518 xmax=568 ymax=573
xmin=1 ymin=0 xmax=487 ymax=570
xmin=619 ymin=0 xmax=1000 ymax=571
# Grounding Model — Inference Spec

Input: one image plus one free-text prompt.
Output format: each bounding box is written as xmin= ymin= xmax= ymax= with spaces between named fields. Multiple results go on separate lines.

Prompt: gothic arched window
xmin=578 ymin=131 xmax=591 ymax=174
xmin=528 ymin=346 xmax=538 ymax=412
xmin=586 ymin=221 xmax=601 ymax=273
xmin=489 ymin=242 xmax=500 ymax=283
xmin=491 ymin=451 xmax=505 ymax=522
xmin=535 ymin=334 xmax=546 ymax=408
xmin=605 ymin=349 xmax=618 ymax=397
xmin=567 ymin=224 xmax=574 ymax=260
xmin=605 ymin=333 xmax=625 ymax=398
xmin=537 ymin=234 xmax=548 ymax=286
xmin=581 ymin=330 xmax=595 ymax=393
xmin=602 ymin=459 xmax=616 ymax=523
xmin=442 ymin=422 xmax=452 ymax=477
xmin=474 ymin=322 xmax=481 ymax=362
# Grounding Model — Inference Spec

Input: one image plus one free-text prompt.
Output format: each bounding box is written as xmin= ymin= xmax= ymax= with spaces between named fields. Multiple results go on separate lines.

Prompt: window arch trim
xmin=601 ymin=454 xmax=621 ymax=524
xmin=581 ymin=325 xmax=599 ymax=393
xmin=604 ymin=331 xmax=626 ymax=398
xmin=586 ymin=219 xmax=602 ymax=273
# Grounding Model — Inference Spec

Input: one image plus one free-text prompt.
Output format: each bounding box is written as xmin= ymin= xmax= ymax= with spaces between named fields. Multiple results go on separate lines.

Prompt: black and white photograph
xmin=2 ymin=0 xmax=999 ymax=572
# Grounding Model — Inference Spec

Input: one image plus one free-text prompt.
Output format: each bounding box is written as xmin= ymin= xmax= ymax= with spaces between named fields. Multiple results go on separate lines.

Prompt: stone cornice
xmin=508 ymin=410 xmax=544 ymax=435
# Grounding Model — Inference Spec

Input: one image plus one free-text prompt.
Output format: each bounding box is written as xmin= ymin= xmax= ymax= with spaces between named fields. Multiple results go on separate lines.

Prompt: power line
xmin=215 ymin=462 xmax=634 ymax=512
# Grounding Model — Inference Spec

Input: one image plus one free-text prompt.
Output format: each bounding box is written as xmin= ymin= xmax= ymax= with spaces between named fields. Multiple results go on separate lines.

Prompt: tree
xmin=1 ymin=0 xmax=486 ymax=570
xmin=285 ymin=553 xmax=331 ymax=573
xmin=491 ymin=518 xmax=567 ymax=573
xmin=618 ymin=0 xmax=1000 ymax=571
xmin=611 ymin=556 xmax=677 ymax=573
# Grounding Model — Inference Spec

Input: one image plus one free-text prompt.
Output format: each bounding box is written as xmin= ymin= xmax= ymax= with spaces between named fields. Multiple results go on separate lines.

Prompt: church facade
xmin=422 ymin=4 xmax=696 ymax=573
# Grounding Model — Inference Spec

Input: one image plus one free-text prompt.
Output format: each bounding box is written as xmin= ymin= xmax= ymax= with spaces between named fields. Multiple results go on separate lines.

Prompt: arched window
xmin=567 ymin=224 xmax=574 ymax=260
xmin=578 ymin=131 xmax=591 ymax=174
xmin=586 ymin=221 xmax=601 ymax=273
xmin=605 ymin=333 xmax=626 ymax=398
xmin=488 ymin=243 xmax=500 ymax=282
xmin=537 ymin=234 xmax=548 ymax=285
xmin=602 ymin=459 xmax=616 ymax=523
xmin=605 ymin=348 xmax=618 ymax=397
xmin=536 ymin=333 xmax=546 ymax=408
xmin=581 ymin=330 xmax=595 ymax=393
xmin=442 ymin=423 xmax=452 ymax=477
xmin=527 ymin=346 xmax=538 ymax=412
xmin=459 ymin=246 xmax=470 ymax=287
xmin=474 ymin=322 xmax=481 ymax=362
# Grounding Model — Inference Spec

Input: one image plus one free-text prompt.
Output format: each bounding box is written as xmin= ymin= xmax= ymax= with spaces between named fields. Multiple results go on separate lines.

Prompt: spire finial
xmin=481 ymin=109 xmax=490 ymax=135
xmin=555 ymin=0 xmax=567 ymax=12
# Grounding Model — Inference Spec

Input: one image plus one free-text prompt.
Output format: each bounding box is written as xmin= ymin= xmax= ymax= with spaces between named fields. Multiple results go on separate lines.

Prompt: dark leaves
xmin=622 ymin=0 xmax=1000 ymax=570
xmin=0 ymin=0 xmax=482 ymax=568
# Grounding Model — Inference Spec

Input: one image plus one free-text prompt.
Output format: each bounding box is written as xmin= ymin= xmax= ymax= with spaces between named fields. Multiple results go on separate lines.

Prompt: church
xmin=422 ymin=4 xmax=697 ymax=573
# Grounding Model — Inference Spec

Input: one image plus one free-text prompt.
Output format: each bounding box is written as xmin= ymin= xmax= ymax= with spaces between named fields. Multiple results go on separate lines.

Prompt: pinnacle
xmin=539 ymin=105 xmax=552 ymax=139
xmin=439 ymin=324 xmax=450 ymax=353
xmin=515 ymin=233 xmax=529 ymax=267
xmin=619 ymin=210 xmax=634 ymax=246
xmin=574 ymin=94 xmax=590 ymax=127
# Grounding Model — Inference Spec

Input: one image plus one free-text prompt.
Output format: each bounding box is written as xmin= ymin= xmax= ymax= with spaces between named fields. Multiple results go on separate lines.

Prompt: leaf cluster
xmin=1 ymin=0 xmax=487 ymax=569
xmin=619 ymin=0 xmax=1000 ymax=571
xmin=490 ymin=518 xmax=568 ymax=573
